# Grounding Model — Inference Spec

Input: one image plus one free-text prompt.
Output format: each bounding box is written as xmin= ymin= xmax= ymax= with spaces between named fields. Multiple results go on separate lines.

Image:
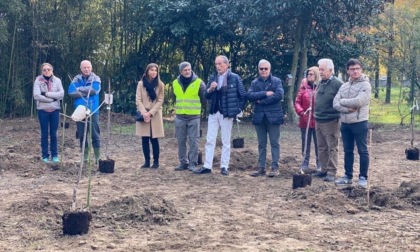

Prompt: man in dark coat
xmin=247 ymin=59 xmax=284 ymax=177
xmin=194 ymin=55 xmax=246 ymax=176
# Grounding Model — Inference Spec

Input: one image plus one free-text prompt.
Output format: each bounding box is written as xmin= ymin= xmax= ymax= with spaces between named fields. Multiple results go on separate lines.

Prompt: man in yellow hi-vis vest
xmin=173 ymin=62 xmax=206 ymax=172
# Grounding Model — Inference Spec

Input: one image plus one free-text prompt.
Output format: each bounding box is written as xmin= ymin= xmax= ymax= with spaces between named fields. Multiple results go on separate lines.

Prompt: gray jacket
xmin=333 ymin=74 xmax=371 ymax=123
xmin=33 ymin=75 xmax=64 ymax=111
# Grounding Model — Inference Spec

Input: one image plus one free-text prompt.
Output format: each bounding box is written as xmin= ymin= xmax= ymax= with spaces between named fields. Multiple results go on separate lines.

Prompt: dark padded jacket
xmin=247 ymin=74 xmax=284 ymax=125
xmin=206 ymin=70 xmax=246 ymax=118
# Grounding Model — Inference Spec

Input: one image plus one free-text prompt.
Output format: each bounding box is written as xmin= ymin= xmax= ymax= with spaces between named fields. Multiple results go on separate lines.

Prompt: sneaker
xmin=175 ymin=163 xmax=189 ymax=171
xmin=312 ymin=171 xmax=327 ymax=178
xmin=52 ymin=157 xmax=60 ymax=163
xmin=250 ymin=168 xmax=266 ymax=177
xmin=42 ymin=158 xmax=49 ymax=164
xmin=268 ymin=169 xmax=279 ymax=177
xmin=323 ymin=174 xmax=336 ymax=182
xmin=335 ymin=175 xmax=352 ymax=185
xmin=300 ymin=164 xmax=309 ymax=173
xmin=358 ymin=176 xmax=368 ymax=189
xmin=188 ymin=164 xmax=197 ymax=172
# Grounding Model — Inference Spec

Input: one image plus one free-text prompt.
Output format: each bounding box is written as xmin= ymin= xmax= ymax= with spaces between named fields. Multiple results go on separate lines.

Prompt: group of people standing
xmin=33 ymin=56 xmax=371 ymax=188
xmin=294 ymin=58 xmax=371 ymax=188
xmin=33 ymin=60 xmax=101 ymax=164
xmin=159 ymin=56 xmax=282 ymax=178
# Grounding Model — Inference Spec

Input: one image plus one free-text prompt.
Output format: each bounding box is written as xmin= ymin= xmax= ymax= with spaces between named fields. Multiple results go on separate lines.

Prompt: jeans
xmin=300 ymin=128 xmax=319 ymax=167
xmin=341 ymin=121 xmax=369 ymax=179
xmin=175 ymin=117 xmax=200 ymax=165
xmin=203 ymin=111 xmax=233 ymax=169
xmin=38 ymin=109 xmax=60 ymax=159
xmin=76 ymin=113 xmax=100 ymax=149
xmin=255 ymin=116 xmax=280 ymax=169
xmin=315 ymin=119 xmax=340 ymax=175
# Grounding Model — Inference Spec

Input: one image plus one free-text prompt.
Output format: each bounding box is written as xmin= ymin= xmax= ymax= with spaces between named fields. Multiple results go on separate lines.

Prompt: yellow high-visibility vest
xmin=173 ymin=78 xmax=202 ymax=115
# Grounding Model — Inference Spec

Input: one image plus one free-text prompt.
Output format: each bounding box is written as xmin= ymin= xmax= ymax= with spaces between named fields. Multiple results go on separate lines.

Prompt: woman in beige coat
xmin=136 ymin=63 xmax=165 ymax=168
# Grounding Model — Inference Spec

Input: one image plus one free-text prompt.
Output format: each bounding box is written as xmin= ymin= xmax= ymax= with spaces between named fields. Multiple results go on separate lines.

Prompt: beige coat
xmin=135 ymin=80 xmax=165 ymax=138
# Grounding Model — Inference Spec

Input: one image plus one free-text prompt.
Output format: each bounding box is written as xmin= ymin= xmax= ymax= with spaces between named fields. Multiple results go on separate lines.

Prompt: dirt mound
xmin=94 ymin=194 xmax=182 ymax=227
xmin=396 ymin=180 xmax=420 ymax=206
xmin=229 ymin=149 xmax=259 ymax=171
xmin=286 ymin=184 xmax=362 ymax=215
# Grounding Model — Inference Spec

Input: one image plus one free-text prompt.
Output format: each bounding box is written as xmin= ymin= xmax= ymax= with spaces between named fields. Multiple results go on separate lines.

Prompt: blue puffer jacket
xmin=68 ymin=73 xmax=101 ymax=114
xmin=206 ymin=70 xmax=247 ymax=118
xmin=247 ymin=74 xmax=284 ymax=125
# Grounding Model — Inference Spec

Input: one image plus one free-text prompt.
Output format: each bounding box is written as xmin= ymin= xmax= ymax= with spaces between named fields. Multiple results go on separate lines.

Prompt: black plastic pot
xmin=405 ymin=147 xmax=419 ymax=160
xmin=62 ymin=211 xmax=92 ymax=235
xmin=292 ymin=174 xmax=312 ymax=189
xmin=98 ymin=159 xmax=115 ymax=173
xmin=232 ymin=138 xmax=244 ymax=148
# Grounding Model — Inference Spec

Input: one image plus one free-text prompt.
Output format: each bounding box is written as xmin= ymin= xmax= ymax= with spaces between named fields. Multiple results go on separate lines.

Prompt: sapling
xmin=60 ymin=103 xmax=67 ymax=170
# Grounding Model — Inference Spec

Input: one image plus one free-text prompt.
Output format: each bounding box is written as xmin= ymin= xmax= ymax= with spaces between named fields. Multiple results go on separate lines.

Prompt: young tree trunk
xmin=3 ymin=17 xmax=18 ymax=117
xmin=288 ymin=17 xmax=307 ymax=124
xmin=374 ymin=53 xmax=380 ymax=99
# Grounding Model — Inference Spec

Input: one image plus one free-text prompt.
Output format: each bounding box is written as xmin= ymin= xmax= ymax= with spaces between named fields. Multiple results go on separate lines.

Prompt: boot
xmin=94 ymin=148 xmax=100 ymax=164
xmin=141 ymin=137 xmax=150 ymax=168
xmin=141 ymin=161 xmax=150 ymax=168
xmin=150 ymin=138 xmax=160 ymax=169
xmin=268 ymin=168 xmax=279 ymax=177
xmin=81 ymin=148 xmax=89 ymax=163
xmin=151 ymin=160 xmax=159 ymax=169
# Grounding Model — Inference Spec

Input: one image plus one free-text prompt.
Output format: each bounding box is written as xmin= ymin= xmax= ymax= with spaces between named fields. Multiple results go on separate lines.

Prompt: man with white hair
xmin=173 ymin=61 xmax=206 ymax=172
xmin=312 ymin=58 xmax=343 ymax=182
xmin=247 ymin=59 xmax=284 ymax=177
xmin=68 ymin=60 xmax=102 ymax=163
xmin=194 ymin=55 xmax=246 ymax=176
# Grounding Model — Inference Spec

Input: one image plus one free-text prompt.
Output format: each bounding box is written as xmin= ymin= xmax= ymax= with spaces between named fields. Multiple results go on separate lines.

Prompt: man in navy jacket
xmin=194 ymin=55 xmax=246 ymax=176
xmin=247 ymin=59 xmax=284 ymax=177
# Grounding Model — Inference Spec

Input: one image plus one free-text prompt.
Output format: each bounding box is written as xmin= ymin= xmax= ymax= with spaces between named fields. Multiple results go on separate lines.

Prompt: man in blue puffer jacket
xmin=247 ymin=59 xmax=284 ymax=177
xmin=194 ymin=55 xmax=246 ymax=176
xmin=68 ymin=60 xmax=102 ymax=163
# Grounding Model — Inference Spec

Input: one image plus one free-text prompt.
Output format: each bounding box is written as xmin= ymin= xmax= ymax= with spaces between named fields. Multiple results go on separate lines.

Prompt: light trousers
xmin=203 ymin=112 xmax=233 ymax=169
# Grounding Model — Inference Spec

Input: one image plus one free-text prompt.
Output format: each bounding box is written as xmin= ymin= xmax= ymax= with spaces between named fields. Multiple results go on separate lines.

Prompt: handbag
xmin=135 ymin=111 xmax=144 ymax=122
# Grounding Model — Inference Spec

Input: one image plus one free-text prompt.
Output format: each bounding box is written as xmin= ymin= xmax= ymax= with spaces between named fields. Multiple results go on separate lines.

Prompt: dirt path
xmin=0 ymin=116 xmax=419 ymax=251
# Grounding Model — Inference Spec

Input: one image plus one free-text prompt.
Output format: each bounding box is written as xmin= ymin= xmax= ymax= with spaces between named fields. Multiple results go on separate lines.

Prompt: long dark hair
xmin=144 ymin=63 xmax=161 ymax=83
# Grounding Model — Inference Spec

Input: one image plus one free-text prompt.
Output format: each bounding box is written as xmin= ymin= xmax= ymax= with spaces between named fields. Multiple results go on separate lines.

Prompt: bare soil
xmin=0 ymin=114 xmax=419 ymax=252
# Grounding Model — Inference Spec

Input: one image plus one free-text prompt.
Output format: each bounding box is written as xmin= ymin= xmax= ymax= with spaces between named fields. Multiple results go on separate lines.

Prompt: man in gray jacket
xmin=333 ymin=59 xmax=371 ymax=188
xmin=313 ymin=58 xmax=343 ymax=182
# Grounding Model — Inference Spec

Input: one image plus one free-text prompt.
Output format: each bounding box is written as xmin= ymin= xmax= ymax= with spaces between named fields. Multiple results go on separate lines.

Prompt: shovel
xmin=293 ymin=90 xmax=313 ymax=189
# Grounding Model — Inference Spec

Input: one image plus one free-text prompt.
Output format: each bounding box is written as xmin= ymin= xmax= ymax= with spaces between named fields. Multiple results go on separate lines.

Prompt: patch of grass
xmin=112 ymin=121 xmax=174 ymax=135
xmin=370 ymin=87 xmax=419 ymax=127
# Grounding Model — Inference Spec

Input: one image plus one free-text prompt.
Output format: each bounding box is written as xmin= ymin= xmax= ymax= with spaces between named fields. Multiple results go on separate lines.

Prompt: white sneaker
xmin=358 ymin=176 xmax=368 ymax=189
xmin=335 ymin=175 xmax=353 ymax=185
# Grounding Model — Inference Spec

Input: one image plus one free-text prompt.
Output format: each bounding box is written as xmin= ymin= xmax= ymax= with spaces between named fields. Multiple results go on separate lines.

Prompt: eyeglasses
xmin=42 ymin=69 xmax=52 ymax=72
xmin=259 ymin=67 xmax=269 ymax=71
xmin=307 ymin=73 xmax=314 ymax=76
xmin=348 ymin=67 xmax=361 ymax=71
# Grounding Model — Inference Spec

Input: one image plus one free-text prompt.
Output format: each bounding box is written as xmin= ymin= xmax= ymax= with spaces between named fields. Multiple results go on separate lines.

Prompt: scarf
xmin=39 ymin=75 xmax=53 ymax=91
xmin=143 ymin=76 xmax=158 ymax=101
xmin=180 ymin=74 xmax=193 ymax=90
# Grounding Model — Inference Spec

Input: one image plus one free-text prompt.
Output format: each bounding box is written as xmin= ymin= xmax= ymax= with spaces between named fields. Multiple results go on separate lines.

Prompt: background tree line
xmin=0 ymin=0 xmax=418 ymax=121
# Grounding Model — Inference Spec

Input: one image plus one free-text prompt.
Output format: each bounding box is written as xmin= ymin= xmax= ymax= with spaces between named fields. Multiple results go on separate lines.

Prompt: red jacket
xmin=294 ymin=78 xmax=316 ymax=128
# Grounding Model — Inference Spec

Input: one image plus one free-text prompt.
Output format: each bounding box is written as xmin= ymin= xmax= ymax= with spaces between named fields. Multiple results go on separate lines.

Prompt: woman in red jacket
xmin=294 ymin=66 xmax=321 ymax=172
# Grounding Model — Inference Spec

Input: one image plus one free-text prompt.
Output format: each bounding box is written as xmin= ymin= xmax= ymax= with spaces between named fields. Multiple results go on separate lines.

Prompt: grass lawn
xmin=369 ymin=87 xmax=419 ymax=127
